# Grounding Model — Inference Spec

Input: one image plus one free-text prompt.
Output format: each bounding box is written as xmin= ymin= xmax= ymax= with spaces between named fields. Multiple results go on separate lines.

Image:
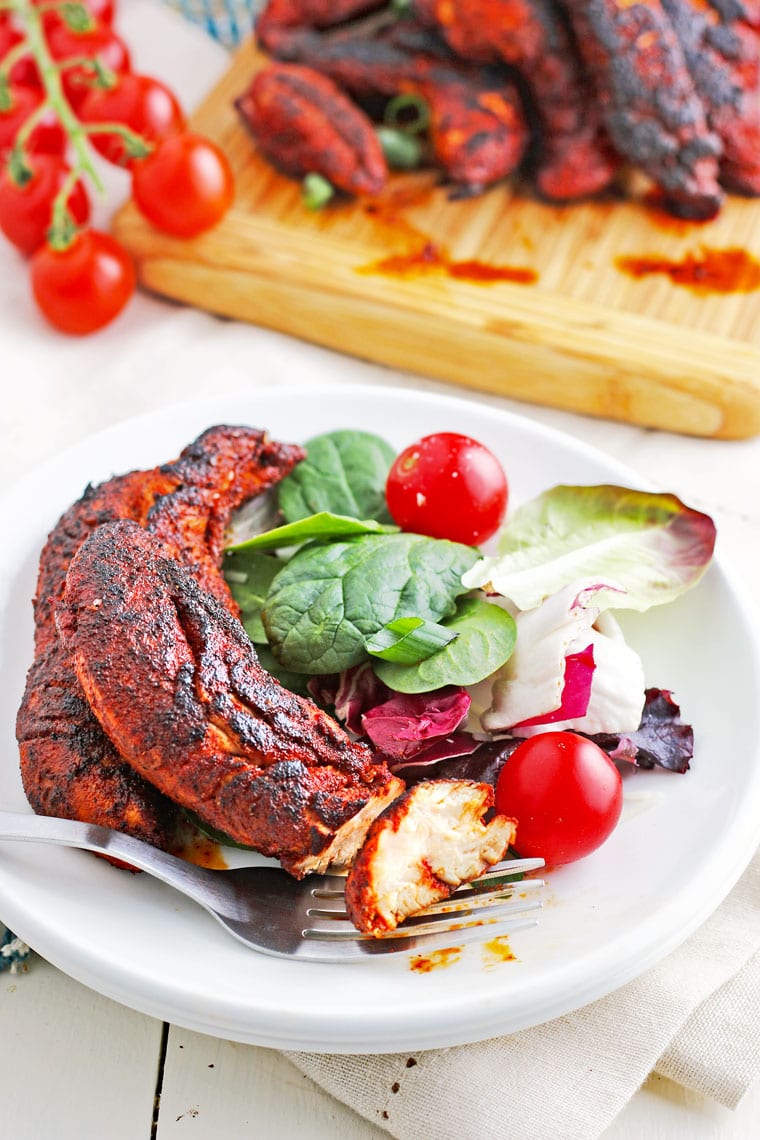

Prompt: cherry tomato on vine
xmin=0 ymin=17 xmax=40 ymax=88
xmin=30 ymin=228 xmax=136 ymax=334
xmin=0 ymin=154 xmax=90 ymax=256
xmin=0 ymin=85 xmax=66 ymax=162
xmin=131 ymin=132 xmax=234 ymax=237
xmin=79 ymin=73 xmax=185 ymax=168
xmin=46 ymin=20 xmax=131 ymax=111
xmin=495 ymin=732 xmax=623 ymax=865
xmin=34 ymin=0 xmax=117 ymax=32
xmin=385 ymin=432 xmax=508 ymax=546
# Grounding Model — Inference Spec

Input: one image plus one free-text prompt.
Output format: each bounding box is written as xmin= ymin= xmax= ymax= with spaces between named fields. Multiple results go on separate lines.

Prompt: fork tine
xmin=410 ymin=879 xmax=545 ymax=916
xmin=306 ymin=878 xmax=545 ymax=922
xmin=304 ymin=895 xmax=542 ymax=941
xmin=309 ymin=856 xmax=546 ymax=901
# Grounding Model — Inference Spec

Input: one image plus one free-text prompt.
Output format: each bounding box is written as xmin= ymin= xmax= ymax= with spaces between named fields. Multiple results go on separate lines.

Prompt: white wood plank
xmin=156 ymin=1026 xmax=386 ymax=1139
xmin=1 ymin=957 xmax=162 ymax=1140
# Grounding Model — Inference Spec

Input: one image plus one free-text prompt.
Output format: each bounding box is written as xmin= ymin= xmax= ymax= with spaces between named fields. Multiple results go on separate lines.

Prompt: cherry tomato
xmin=46 ymin=20 xmax=131 ymax=111
xmin=131 ymin=132 xmax=234 ymax=237
xmin=0 ymin=17 xmax=40 ymax=88
xmin=34 ymin=0 xmax=116 ymax=30
xmin=385 ymin=432 xmax=508 ymax=546
xmin=79 ymin=73 xmax=185 ymax=168
xmin=30 ymin=228 xmax=136 ymax=334
xmin=495 ymin=731 xmax=623 ymax=865
xmin=0 ymin=154 xmax=90 ymax=256
xmin=0 ymin=85 xmax=66 ymax=162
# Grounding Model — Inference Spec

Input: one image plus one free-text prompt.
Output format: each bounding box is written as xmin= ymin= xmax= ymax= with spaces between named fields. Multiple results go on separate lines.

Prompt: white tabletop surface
xmin=2 ymin=3 xmax=760 ymax=1137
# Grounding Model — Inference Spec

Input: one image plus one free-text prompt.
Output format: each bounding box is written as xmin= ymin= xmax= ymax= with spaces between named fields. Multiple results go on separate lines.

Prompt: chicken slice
xmin=344 ymin=779 xmax=517 ymax=935
xmin=57 ymin=519 xmax=404 ymax=877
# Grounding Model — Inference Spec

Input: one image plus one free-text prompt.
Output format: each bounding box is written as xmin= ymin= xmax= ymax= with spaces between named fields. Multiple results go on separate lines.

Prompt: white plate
xmin=2 ymin=385 xmax=759 ymax=1054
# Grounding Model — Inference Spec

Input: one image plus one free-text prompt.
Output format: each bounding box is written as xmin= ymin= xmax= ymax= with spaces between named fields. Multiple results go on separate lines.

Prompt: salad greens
xmin=364 ymin=617 xmax=457 ymax=664
xmin=462 ymin=484 xmax=716 ymax=612
xmin=374 ymin=596 xmax=517 ymax=694
xmin=276 ymin=429 xmax=396 ymax=524
xmin=228 ymin=511 xmax=397 ymax=554
xmin=223 ymin=429 xmax=715 ymax=776
xmin=262 ymin=532 xmax=478 ymax=674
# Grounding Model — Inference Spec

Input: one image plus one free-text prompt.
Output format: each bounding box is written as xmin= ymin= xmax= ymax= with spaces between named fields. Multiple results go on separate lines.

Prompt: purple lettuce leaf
xmin=587 ymin=688 xmax=694 ymax=773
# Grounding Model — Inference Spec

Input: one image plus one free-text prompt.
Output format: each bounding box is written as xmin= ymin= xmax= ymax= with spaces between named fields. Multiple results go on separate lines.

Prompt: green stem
xmin=49 ymin=162 xmax=80 ymax=243
xmin=14 ymin=95 xmax=51 ymax=151
xmin=81 ymin=120 xmax=155 ymax=158
xmin=0 ymin=38 xmax=32 ymax=83
xmin=8 ymin=0 xmax=104 ymax=243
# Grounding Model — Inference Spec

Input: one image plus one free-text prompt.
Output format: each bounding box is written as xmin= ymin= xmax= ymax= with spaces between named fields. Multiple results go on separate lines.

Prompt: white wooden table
xmin=3 ymin=3 xmax=760 ymax=1136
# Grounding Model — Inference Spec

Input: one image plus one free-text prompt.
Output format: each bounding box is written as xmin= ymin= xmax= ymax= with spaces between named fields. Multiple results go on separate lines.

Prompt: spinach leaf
xmin=374 ymin=596 xmax=517 ymax=693
xmin=226 ymin=511 xmax=397 ymax=554
xmin=262 ymin=533 xmax=478 ymax=674
xmin=365 ymin=616 xmax=457 ymax=663
xmin=224 ymin=549 xmax=283 ymax=644
xmin=277 ymin=430 xmax=396 ymax=524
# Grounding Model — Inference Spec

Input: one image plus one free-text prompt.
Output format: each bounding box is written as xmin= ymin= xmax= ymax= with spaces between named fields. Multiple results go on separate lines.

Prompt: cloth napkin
xmin=3 ymin=3 xmax=760 ymax=1137
xmin=287 ymin=851 xmax=760 ymax=1137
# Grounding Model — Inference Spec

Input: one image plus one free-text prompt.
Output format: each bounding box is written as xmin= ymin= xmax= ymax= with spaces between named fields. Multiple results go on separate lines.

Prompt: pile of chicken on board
xmin=15 ymin=427 xmax=517 ymax=936
xmin=235 ymin=0 xmax=760 ymax=220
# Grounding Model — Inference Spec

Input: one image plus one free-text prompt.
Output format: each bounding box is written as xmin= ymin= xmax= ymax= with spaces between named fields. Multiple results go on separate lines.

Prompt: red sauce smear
xmin=410 ymin=946 xmax=462 ymax=973
xmin=616 ymin=246 xmax=760 ymax=294
xmin=360 ymin=189 xmax=537 ymax=286
xmin=362 ymin=241 xmax=538 ymax=285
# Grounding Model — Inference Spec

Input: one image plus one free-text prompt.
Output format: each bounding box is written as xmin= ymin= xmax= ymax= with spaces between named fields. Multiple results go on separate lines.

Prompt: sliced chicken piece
xmin=344 ymin=779 xmax=517 ymax=935
xmin=57 ymin=519 xmax=404 ymax=878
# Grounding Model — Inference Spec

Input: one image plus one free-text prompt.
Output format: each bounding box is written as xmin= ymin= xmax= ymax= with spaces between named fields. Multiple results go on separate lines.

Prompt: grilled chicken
xmin=17 ymin=426 xmax=304 ymax=850
xmin=57 ymin=520 xmax=404 ymax=877
xmin=344 ymin=779 xmax=517 ymax=934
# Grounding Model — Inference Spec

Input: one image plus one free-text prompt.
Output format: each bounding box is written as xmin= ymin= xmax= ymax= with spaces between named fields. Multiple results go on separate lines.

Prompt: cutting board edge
xmin=121 ymin=229 xmax=760 ymax=440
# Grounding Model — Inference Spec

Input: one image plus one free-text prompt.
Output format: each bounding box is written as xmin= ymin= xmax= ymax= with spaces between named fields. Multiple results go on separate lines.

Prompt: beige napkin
xmin=286 ymin=850 xmax=760 ymax=1139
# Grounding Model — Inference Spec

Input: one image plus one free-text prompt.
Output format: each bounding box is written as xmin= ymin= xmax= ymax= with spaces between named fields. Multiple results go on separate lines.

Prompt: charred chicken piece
xmin=665 ymin=0 xmax=760 ymax=196
xmin=32 ymin=426 xmax=303 ymax=653
xmin=561 ymin=0 xmax=724 ymax=219
xmin=413 ymin=0 xmax=619 ymax=200
xmin=57 ymin=520 xmax=404 ymax=878
xmin=17 ymin=426 xmax=304 ymax=851
xmin=344 ymin=779 xmax=517 ymax=935
xmin=17 ymin=644 xmax=177 ymax=851
xmin=235 ymin=62 xmax=388 ymax=196
xmin=265 ymin=28 xmax=528 ymax=192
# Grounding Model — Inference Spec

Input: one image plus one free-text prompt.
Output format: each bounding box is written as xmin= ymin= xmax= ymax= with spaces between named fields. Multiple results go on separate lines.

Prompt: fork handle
xmin=0 ymin=809 xmax=218 ymax=900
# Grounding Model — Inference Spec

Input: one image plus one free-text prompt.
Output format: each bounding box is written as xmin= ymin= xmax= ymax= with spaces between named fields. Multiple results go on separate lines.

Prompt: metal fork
xmin=0 ymin=810 xmax=544 ymax=962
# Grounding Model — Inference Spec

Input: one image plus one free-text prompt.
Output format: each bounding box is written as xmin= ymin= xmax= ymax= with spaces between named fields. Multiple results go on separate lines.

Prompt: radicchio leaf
xmin=307 ymin=662 xmax=391 ymax=734
xmin=588 ymin=688 xmax=694 ymax=773
xmin=511 ymin=643 xmax=595 ymax=729
xmin=334 ymin=662 xmax=390 ymax=734
xmin=361 ymin=687 xmax=472 ymax=761
xmin=387 ymin=732 xmax=481 ymax=775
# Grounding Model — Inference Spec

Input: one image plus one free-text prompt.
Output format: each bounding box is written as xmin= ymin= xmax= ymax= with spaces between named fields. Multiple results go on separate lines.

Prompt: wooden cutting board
xmin=113 ymin=38 xmax=760 ymax=439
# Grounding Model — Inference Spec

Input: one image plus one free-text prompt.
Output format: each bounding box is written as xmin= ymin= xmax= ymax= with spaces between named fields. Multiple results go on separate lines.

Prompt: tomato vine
xmin=0 ymin=0 xmax=234 ymax=333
